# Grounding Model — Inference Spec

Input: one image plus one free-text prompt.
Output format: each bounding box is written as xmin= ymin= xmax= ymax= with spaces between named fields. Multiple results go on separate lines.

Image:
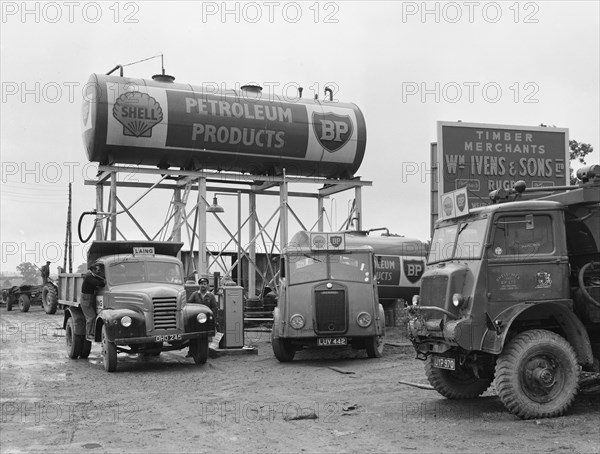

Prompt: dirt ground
xmin=1 ymin=306 xmax=599 ymax=454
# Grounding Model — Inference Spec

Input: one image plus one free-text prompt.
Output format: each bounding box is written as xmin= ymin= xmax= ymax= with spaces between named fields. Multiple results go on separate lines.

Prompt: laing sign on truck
xmin=437 ymin=122 xmax=569 ymax=209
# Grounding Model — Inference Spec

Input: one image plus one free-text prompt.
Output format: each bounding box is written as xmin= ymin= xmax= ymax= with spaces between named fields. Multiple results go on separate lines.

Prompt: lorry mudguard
xmin=95 ymin=309 xmax=146 ymax=342
xmin=481 ymin=301 xmax=594 ymax=368
xmin=63 ymin=306 xmax=86 ymax=336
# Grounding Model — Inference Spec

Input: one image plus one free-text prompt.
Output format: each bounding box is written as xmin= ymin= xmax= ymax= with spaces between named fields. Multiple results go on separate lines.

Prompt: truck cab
xmin=272 ymin=231 xmax=385 ymax=361
xmin=61 ymin=241 xmax=215 ymax=372
xmin=408 ymin=168 xmax=600 ymax=419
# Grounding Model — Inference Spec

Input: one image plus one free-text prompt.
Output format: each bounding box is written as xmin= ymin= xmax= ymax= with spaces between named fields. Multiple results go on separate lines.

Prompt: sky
xmin=1 ymin=0 xmax=599 ymax=275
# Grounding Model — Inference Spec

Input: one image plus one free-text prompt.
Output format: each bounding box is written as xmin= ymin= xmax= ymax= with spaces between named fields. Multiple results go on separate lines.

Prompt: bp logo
xmin=403 ymin=259 xmax=425 ymax=284
xmin=113 ymin=92 xmax=163 ymax=137
xmin=329 ymin=235 xmax=343 ymax=248
xmin=312 ymin=112 xmax=353 ymax=153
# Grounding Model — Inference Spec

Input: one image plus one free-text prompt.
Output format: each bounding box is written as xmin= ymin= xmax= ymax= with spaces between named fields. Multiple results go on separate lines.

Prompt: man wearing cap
xmin=80 ymin=264 xmax=106 ymax=340
xmin=40 ymin=261 xmax=51 ymax=285
xmin=188 ymin=278 xmax=218 ymax=315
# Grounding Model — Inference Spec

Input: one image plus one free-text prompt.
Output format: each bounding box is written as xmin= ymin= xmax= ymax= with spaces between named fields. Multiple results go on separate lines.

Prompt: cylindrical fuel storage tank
xmin=82 ymin=74 xmax=367 ymax=179
xmin=345 ymin=233 xmax=427 ymax=302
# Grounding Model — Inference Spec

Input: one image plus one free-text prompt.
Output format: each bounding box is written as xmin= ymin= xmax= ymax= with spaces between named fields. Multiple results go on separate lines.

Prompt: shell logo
xmin=113 ymin=92 xmax=164 ymax=138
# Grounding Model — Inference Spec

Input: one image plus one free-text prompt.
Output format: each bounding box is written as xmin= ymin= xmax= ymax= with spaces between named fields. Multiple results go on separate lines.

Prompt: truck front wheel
xmin=189 ymin=336 xmax=208 ymax=364
xmin=18 ymin=294 xmax=30 ymax=312
xmin=495 ymin=329 xmax=579 ymax=419
xmin=272 ymin=336 xmax=296 ymax=362
xmin=102 ymin=325 xmax=117 ymax=372
xmin=65 ymin=318 xmax=83 ymax=359
xmin=366 ymin=335 xmax=385 ymax=358
xmin=426 ymin=356 xmax=492 ymax=399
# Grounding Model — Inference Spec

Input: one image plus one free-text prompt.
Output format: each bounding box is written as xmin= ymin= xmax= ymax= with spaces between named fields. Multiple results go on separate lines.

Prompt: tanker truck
xmin=58 ymin=241 xmax=216 ymax=372
xmin=272 ymin=230 xmax=427 ymax=361
xmin=407 ymin=165 xmax=600 ymax=419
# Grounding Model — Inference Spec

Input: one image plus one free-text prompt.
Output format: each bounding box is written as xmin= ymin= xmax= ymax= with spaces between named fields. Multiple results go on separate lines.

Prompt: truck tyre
xmin=425 ymin=356 xmax=492 ymax=399
xmin=66 ymin=318 xmax=82 ymax=359
xmin=6 ymin=294 xmax=15 ymax=311
xmin=190 ymin=336 xmax=209 ymax=364
xmin=18 ymin=294 xmax=31 ymax=312
xmin=42 ymin=285 xmax=58 ymax=314
xmin=495 ymin=329 xmax=579 ymax=419
xmin=80 ymin=339 xmax=92 ymax=359
xmin=102 ymin=325 xmax=117 ymax=372
xmin=366 ymin=335 xmax=385 ymax=358
xmin=272 ymin=334 xmax=296 ymax=362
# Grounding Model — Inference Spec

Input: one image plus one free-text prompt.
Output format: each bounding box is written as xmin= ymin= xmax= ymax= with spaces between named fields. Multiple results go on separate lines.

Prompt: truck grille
xmin=153 ymin=297 xmax=177 ymax=330
xmin=314 ymin=290 xmax=347 ymax=334
xmin=420 ymin=275 xmax=448 ymax=307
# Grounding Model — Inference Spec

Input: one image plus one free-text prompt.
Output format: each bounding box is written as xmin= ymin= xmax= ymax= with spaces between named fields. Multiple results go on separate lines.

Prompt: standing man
xmin=187 ymin=278 xmax=218 ymax=314
xmin=80 ymin=264 xmax=106 ymax=340
xmin=40 ymin=261 xmax=51 ymax=285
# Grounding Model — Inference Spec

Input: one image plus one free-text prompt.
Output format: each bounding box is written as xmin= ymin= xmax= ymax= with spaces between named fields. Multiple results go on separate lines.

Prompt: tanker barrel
xmin=82 ymin=73 xmax=367 ymax=179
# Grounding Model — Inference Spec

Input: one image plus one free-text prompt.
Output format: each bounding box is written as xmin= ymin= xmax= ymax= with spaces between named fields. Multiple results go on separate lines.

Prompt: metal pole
xmin=248 ymin=191 xmax=256 ymax=297
xmin=354 ymin=186 xmax=362 ymax=231
xmin=173 ymin=187 xmax=182 ymax=243
xmin=96 ymin=181 xmax=103 ymax=240
xmin=317 ymin=196 xmax=324 ymax=232
xmin=280 ymin=169 xmax=288 ymax=249
xmin=237 ymin=191 xmax=241 ymax=287
xmin=110 ymin=172 xmax=117 ymax=240
xmin=197 ymin=177 xmax=207 ymax=281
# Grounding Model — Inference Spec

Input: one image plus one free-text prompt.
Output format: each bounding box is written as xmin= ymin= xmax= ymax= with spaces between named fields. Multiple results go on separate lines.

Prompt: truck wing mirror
xmin=525 ymin=214 xmax=534 ymax=230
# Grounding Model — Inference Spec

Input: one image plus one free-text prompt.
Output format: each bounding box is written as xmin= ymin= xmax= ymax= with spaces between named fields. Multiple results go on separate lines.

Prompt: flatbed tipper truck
xmin=58 ymin=241 xmax=216 ymax=372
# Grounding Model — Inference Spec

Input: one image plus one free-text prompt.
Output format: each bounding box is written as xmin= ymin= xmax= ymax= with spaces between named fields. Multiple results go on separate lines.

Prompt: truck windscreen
xmin=428 ymin=218 xmax=488 ymax=264
xmin=108 ymin=261 xmax=183 ymax=285
xmin=288 ymin=252 xmax=371 ymax=284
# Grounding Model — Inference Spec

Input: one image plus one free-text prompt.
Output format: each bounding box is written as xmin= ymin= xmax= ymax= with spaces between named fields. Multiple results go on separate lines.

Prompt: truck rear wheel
xmin=42 ymin=285 xmax=58 ymax=314
xmin=366 ymin=335 xmax=385 ymax=358
xmin=425 ymin=356 xmax=492 ymax=399
xmin=102 ymin=325 xmax=117 ymax=372
xmin=190 ymin=336 xmax=209 ymax=364
xmin=66 ymin=318 xmax=82 ymax=359
xmin=80 ymin=339 xmax=92 ymax=359
xmin=6 ymin=294 xmax=15 ymax=311
xmin=18 ymin=294 xmax=30 ymax=312
xmin=495 ymin=329 xmax=579 ymax=419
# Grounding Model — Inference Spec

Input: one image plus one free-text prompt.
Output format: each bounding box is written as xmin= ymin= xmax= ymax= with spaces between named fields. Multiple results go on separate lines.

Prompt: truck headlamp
xmin=412 ymin=295 xmax=421 ymax=306
xmin=120 ymin=316 xmax=132 ymax=327
xmin=452 ymin=293 xmax=465 ymax=308
xmin=197 ymin=313 xmax=208 ymax=324
xmin=290 ymin=314 xmax=305 ymax=329
xmin=357 ymin=312 xmax=372 ymax=328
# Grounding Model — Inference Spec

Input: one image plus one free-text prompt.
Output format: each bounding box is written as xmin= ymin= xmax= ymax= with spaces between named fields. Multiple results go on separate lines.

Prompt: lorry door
xmin=486 ymin=211 xmax=570 ymax=317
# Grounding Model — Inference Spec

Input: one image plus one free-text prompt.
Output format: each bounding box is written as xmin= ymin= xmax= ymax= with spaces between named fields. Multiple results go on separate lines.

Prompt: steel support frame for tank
xmin=87 ymin=165 xmax=372 ymax=292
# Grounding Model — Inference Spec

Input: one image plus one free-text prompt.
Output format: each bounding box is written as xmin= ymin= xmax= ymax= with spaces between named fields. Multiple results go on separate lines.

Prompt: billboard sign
xmin=437 ymin=122 xmax=569 ymax=210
